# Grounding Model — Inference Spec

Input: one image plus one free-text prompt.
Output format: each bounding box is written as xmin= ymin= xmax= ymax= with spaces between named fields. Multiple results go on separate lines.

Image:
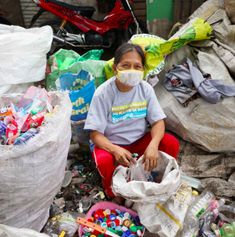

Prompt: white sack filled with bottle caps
xmin=0 ymin=88 xmax=72 ymax=231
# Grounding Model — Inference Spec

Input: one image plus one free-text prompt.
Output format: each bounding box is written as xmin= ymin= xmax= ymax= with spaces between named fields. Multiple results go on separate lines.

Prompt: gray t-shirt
xmin=84 ymin=77 xmax=166 ymax=145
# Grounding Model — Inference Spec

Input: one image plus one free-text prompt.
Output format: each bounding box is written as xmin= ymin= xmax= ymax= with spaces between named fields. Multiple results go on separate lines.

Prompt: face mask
xmin=117 ymin=70 xmax=144 ymax=87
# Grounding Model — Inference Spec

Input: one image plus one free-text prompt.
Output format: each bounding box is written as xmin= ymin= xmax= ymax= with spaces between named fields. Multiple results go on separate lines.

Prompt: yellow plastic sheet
xmin=104 ymin=18 xmax=212 ymax=79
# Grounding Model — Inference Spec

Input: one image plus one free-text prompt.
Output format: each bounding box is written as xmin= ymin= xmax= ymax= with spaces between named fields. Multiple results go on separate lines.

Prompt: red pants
xmin=92 ymin=133 xmax=180 ymax=197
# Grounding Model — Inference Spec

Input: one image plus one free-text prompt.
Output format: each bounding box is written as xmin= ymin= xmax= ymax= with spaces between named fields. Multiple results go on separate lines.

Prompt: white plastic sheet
xmin=0 ymin=92 xmax=72 ymax=231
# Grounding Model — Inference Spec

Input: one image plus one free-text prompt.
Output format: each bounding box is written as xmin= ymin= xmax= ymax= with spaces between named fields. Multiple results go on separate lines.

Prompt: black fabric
xmin=45 ymin=0 xmax=95 ymax=15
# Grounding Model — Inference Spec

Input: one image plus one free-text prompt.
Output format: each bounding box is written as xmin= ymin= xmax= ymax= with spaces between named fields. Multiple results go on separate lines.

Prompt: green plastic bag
xmin=46 ymin=49 xmax=106 ymax=90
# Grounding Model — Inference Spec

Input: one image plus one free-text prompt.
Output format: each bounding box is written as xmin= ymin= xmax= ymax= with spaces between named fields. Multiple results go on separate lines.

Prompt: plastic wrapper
xmin=43 ymin=212 xmax=78 ymax=237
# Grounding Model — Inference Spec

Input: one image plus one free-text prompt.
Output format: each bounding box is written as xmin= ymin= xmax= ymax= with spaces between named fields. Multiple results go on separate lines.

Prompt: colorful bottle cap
xmin=124 ymin=230 xmax=132 ymax=236
xmin=122 ymin=226 xmax=128 ymax=232
xmin=116 ymin=216 xmax=123 ymax=225
xmin=123 ymin=219 xmax=131 ymax=227
xmin=101 ymin=222 xmax=107 ymax=228
xmin=104 ymin=209 xmax=111 ymax=215
xmin=110 ymin=214 xmax=116 ymax=221
xmin=130 ymin=225 xmax=138 ymax=232
xmin=137 ymin=230 xmax=142 ymax=236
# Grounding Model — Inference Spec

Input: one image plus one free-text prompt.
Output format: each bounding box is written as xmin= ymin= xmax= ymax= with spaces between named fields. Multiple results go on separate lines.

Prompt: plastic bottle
xmin=187 ymin=191 xmax=215 ymax=221
xmin=182 ymin=191 xmax=215 ymax=236
xmin=14 ymin=128 xmax=38 ymax=145
xmin=6 ymin=119 xmax=19 ymax=144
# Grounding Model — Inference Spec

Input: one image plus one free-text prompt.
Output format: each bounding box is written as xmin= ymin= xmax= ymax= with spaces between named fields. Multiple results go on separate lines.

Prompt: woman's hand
xmin=111 ymin=145 xmax=134 ymax=167
xmin=143 ymin=143 xmax=159 ymax=171
xmin=90 ymin=131 xmax=135 ymax=167
xmin=143 ymin=120 xmax=165 ymax=171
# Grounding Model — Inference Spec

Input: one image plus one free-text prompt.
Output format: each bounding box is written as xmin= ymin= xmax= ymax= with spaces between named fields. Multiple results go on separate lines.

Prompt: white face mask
xmin=117 ymin=70 xmax=144 ymax=87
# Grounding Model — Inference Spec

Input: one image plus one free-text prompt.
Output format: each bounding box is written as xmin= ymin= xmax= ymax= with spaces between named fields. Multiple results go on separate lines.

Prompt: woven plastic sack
xmin=0 ymin=92 xmax=72 ymax=231
xmin=157 ymin=2 xmax=235 ymax=152
xmin=112 ymin=151 xmax=180 ymax=202
xmin=112 ymin=152 xmax=192 ymax=237
xmin=0 ymin=224 xmax=50 ymax=237
xmin=0 ymin=24 xmax=53 ymax=94
xmin=104 ymin=18 xmax=212 ymax=80
xmin=224 ymin=0 xmax=235 ymax=24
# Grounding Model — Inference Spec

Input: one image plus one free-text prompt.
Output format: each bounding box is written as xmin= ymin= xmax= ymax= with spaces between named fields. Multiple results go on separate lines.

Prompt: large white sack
xmin=0 ymin=24 xmax=53 ymax=93
xmin=156 ymin=11 xmax=235 ymax=152
xmin=0 ymin=83 xmax=33 ymax=95
xmin=112 ymin=152 xmax=191 ymax=237
xmin=155 ymin=1 xmax=235 ymax=152
xmin=112 ymin=151 xmax=181 ymax=203
xmin=0 ymin=92 xmax=72 ymax=231
xmin=0 ymin=224 xmax=50 ymax=237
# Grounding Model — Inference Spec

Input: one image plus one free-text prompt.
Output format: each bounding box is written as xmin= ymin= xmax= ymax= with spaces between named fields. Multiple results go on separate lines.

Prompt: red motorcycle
xmin=30 ymin=0 xmax=148 ymax=50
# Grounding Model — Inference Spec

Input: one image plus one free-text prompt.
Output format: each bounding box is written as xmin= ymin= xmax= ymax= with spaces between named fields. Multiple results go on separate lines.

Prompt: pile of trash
xmin=1 ymin=1 xmax=235 ymax=237
xmin=41 ymin=150 xmax=107 ymax=237
xmin=40 ymin=1 xmax=235 ymax=236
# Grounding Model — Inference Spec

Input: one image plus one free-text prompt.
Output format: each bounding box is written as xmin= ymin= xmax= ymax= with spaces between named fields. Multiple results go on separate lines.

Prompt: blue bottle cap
xmin=110 ymin=214 xmax=116 ymax=221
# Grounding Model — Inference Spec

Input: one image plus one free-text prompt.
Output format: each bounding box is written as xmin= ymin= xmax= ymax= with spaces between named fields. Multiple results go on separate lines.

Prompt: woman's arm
xmin=143 ymin=119 xmax=165 ymax=171
xmin=90 ymin=131 xmax=134 ymax=167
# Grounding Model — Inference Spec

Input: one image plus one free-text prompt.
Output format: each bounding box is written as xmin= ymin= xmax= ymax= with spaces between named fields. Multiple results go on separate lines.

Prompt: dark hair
xmin=114 ymin=43 xmax=145 ymax=66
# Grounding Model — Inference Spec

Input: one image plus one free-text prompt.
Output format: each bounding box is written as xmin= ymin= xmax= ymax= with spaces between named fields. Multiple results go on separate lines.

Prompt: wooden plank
xmin=132 ymin=0 xmax=146 ymax=22
xmin=134 ymin=9 xmax=146 ymax=16
xmin=133 ymin=3 xmax=146 ymax=9
xmin=173 ymin=0 xmax=206 ymax=23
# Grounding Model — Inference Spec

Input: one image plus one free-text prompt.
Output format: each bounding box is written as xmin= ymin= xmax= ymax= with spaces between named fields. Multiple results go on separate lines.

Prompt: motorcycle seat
xmin=45 ymin=0 xmax=96 ymax=17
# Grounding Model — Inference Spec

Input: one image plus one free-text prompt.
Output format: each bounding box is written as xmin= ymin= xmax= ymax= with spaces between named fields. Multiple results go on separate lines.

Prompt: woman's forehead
xmin=119 ymin=51 xmax=142 ymax=63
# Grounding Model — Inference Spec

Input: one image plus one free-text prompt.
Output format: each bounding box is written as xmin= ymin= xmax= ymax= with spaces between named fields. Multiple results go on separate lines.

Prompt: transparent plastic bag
xmin=127 ymin=152 xmax=168 ymax=183
xmin=128 ymin=159 xmax=149 ymax=182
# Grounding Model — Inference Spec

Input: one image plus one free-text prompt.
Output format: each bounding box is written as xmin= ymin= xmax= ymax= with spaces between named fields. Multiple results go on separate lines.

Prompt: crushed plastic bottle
xmin=187 ymin=191 xmax=215 ymax=221
xmin=43 ymin=212 xmax=78 ymax=237
xmin=181 ymin=191 xmax=215 ymax=237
